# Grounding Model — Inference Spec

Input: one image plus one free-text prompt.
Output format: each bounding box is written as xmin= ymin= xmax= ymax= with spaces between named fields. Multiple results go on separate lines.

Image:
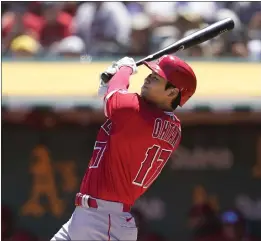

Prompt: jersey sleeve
xmin=103 ymin=66 xmax=139 ymax=122
xmin=104 ymin=90 xmax=139 ymax=121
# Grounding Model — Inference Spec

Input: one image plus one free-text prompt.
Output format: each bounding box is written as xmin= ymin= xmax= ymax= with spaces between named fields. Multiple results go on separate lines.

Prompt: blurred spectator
xmin=124 ymin=2 xmax=144 ymax=16
xmin=2 ymin=2 xmax=72 ymax=54
xmin=50 ymin=35 xmax=85 ymax=57
xmin=62 ymin=2 xmax=79 ymax=17
xmin=219 ymin=209 xmax=259 ymax=241
xmin=143 ymin=2 xmax=180 ymax=53
xmin=188 ymin=203 xmax=222 ymax=241
xmin=127 ymin=13 xmax=151 ymax=56
xmin=178 ymin=2 xmax=219 ymax=24
xmin=39 ymin=2 xmax=72 ymax=49
xmin=71 ymin=2 xmax=131 ymax=56
xmin=210 ymin=35 xmax=249 ymax=58
xmin=232 ymin=2 xmax=261 ymax=26
xmin=1 ymin=1 xmax=260 ymax=59
xmin=216 ymin=8 xmax=243 ymax=31
xmin=156 ymin=27 xmax=180 ymax=52
xmin=10 ymin=35 xmax=41 ymax=57
xmin=26 ymin=2 xmax=43 ymax=16
xmin=183 ymin=29 xmax=212 ymax=57
xmin=248 ymin=10 xmax=261 ymax=40
xmin=247 ymin=39 xmax=261 ymax=61
xmin=247 ymin=5 xmax=261 ymax=61
xmin=124 ymin=2 xmax=149 ymax=56
xmin=2 ymin=3 xmax=42 ymax=53
xmin=143 ymin=2 xmax=178 ymax=27
xmin=210 ymin=8 xmax=249 ymax=58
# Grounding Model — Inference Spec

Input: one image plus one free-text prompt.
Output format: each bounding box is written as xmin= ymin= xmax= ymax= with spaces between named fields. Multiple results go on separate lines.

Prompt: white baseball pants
xmin=51 ymin=199 xmax=137 ymax=241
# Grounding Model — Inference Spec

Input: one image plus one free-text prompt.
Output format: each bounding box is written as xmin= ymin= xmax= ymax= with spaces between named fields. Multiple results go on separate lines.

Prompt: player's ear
xmin=167 ymin=87 xmax=179 ymax=98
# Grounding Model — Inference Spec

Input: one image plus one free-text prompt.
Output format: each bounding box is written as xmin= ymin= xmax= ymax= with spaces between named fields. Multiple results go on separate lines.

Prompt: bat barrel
xmin=137 ymin=18 xmax=235 ymax=64
xmin=174 ymin=18 xmax=235 ymax=50
xmin=101 ymin=18 xmax=234 ymax=82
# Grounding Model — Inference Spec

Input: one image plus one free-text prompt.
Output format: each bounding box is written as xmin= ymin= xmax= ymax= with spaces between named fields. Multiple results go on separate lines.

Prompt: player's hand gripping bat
xmin=101 ymin=18 xmax=235 ymax=83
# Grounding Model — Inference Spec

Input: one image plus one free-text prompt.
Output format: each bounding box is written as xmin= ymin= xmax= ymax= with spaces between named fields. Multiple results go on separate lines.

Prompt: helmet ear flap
xmin=171 ymin=91 xmax=182 ymax=110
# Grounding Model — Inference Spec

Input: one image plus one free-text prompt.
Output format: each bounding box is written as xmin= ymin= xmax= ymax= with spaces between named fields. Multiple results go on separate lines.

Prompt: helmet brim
xmin=143 ymin=61 xmax=168 ymax=80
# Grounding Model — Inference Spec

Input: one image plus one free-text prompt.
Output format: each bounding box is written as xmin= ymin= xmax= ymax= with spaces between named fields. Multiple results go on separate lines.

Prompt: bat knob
xmin=101 ymin=72 xmax=113 ymax=83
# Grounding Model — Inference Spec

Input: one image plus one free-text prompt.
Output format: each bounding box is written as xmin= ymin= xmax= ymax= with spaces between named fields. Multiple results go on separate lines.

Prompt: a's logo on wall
xmin=21 ymin=145 xmax=79 ymax=218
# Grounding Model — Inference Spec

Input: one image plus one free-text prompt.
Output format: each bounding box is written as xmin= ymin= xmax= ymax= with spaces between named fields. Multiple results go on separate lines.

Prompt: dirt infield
xmin=3 ymin=61 xmax=261 ymax=97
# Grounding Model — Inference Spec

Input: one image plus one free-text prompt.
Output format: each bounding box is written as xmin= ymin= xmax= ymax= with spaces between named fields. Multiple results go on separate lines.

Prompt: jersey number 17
xmin=89 ymin=143 xmax=172 ymax=189
xmin=132 ymin=145 xmax=172 ymax=188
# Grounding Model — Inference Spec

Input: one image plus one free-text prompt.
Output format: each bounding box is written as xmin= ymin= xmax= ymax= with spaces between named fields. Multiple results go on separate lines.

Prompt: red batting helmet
xmin=143 ymin=55 xmax=197 ymax=106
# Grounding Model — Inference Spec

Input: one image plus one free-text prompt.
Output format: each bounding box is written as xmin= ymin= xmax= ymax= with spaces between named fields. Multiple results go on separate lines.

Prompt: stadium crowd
xmin=2 ymin=2 xmax=261 ymax=60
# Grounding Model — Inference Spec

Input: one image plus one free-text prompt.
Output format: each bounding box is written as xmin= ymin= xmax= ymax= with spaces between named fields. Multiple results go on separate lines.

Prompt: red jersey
xmin=80 ymin=67 xmax=181 ymax=205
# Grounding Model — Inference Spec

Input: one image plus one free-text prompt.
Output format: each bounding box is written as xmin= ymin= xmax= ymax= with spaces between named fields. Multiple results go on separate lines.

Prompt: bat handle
xmin=101 ymin=72 xmax=113 ymax=83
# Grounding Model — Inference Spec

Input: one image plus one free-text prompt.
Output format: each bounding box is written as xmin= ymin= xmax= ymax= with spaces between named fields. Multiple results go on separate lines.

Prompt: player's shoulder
xmin=105 ymin=90 xmax=141 ymax=116
xmin=109 ymin=89 xmax=138 ymax=97
xmin=105 ymin=89 xmax=137 ymax=102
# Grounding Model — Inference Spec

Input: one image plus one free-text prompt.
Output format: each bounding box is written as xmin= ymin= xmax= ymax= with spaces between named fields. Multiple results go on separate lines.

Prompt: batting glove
xmin=98 ymin=61 xmax=119 ymax=96
xmin=115 ymin=57 xmax=137 ymax=75
xmin=98 ymin=57 xmax=137 ymax=96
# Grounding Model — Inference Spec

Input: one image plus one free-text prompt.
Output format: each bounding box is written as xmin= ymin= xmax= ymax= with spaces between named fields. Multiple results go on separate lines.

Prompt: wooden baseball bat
xmin=101 ymin=18 xmax=235 ymax=83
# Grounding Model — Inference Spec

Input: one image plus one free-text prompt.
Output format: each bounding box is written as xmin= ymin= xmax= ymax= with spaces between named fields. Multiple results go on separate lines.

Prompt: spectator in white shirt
xmin=71 ymin=2 xmax=132 ymax=56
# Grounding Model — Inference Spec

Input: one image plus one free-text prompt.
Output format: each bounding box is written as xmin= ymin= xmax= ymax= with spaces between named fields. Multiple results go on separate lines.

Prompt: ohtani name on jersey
xmin=152 ymin=118 xmax=180 ymax=147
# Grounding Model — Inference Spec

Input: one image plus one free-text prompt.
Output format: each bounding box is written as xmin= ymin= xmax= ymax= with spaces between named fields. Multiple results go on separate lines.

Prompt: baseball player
xmin=51 ymin=55 xmax=197 ymax=240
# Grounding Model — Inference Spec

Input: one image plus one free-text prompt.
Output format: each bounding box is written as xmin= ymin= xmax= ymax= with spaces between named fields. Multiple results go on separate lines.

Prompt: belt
xmin=75 ymin=193 xmax=131 ymax=212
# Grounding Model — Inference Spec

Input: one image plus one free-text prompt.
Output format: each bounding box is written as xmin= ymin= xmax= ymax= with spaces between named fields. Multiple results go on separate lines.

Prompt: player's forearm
xmin=106 ymin=66 xmax=132 ymax=94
